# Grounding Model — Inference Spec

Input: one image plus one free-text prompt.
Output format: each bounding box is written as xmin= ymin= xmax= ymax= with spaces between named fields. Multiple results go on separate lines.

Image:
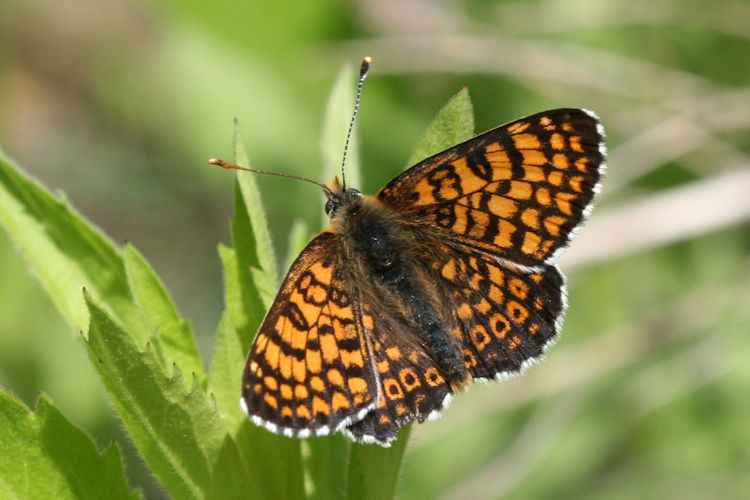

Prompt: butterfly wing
xmin=426 ymin=242 xmax=566 ymax=380
xmin=342 ymin=302 xmax=452 ymax=446
xmin=378 ymin=108 xmax=606 ymax=267
xmin=241 ymin=231 xmax=380 ymax=437
xmin=342 ymin=242 xmax=566 ymax=444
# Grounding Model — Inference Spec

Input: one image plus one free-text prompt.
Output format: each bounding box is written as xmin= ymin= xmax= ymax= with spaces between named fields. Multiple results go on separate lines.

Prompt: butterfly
xmin=232 ymin=106 xmax=606 ymax=446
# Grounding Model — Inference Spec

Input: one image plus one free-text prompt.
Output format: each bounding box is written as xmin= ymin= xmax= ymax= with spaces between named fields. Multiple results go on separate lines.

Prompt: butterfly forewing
xmin=378 ymin=108 xmax=605 ymax=267
xmin=241 ymin=232 xmax=380 ymax=437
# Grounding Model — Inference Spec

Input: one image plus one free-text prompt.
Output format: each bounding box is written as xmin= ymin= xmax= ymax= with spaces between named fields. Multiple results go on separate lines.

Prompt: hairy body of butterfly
xmin=334 ymin=191 xmax=471 ymax=387
xmin=240 ymin=108 xmax=606 ymax=446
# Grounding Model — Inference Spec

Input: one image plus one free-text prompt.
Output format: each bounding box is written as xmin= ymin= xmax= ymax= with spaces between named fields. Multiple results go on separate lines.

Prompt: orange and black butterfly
xmin=218 ymin=65 xmax=606 ymax=446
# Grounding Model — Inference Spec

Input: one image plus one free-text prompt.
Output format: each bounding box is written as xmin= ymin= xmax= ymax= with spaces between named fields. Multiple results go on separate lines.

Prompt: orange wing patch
xmin=378 ymin=108 xmax=605 ymax=267
xmin=241 ymin=232 xmax=379 ymax=437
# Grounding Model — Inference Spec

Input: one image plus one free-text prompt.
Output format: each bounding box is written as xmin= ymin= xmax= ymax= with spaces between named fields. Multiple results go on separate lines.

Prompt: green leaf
xmin=217 ymin=243 xmax=265 ymax=356
xmin=207 ymin=311 xmax=246 ymax=433
xmin=123 ymin=244 xmax=205 ymax=382
xmin=234 ymin=423 xmax=307 ymax=500
xmin=286 ymin=218 xmax=311 ymax=269
xmin=303 ymin=435 xmax=351 ymax=500
xmin=232 ymin=122 xmax=278 ymax=306
xmin=0 ymin=150 xmax=148 ymax=343
xmin=0 ymin=390 xmax=138 ymax=500
xmin=406 ymin=87 xmax=475 ymax=167
xmin=225 ymin=134 xmax=278 ymax=345
xmin=346 ymin=427 xmax=411 ymax=500
xmin=83 ymin=292 xmax=258 ymax=500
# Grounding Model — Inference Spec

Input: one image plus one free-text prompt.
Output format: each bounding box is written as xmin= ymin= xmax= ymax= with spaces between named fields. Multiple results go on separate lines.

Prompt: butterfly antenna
xmin=208 ymin=158 xmax=332 ymax=196
xmin=340 ymin=56 xmax=372 ymax=190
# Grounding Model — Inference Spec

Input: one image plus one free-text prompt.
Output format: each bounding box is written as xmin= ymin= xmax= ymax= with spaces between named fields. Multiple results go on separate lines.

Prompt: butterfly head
xmin=324 ymin=177 xmax=362 ymax=217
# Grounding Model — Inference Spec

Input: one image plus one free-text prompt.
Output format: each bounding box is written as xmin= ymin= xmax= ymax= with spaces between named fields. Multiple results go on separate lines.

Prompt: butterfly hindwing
xmin=343 ymin=302 xmax=451 ymax=446
xmin=241 ymin=232 xmax=380 ymax=437
xmin=378 ymin=108 xmax=606 ymax=267
xmin=426 ymin=243 xmax=566 ymax=380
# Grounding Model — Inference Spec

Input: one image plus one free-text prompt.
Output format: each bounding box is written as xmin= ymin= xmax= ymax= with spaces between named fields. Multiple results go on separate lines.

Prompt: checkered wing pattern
xmin=343 ymin=302 xmax=452 ymax=445
xmin=241 ymin=232 xmax=380 ymax=437
xmin=378 ymin=108 xmax=606 ymax=267
xmin=427 ymin=243 xmax=566 ymax=380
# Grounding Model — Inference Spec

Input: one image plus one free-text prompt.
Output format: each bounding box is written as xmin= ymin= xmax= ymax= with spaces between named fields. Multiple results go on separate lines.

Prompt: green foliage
xmin=0 ymin=391 xmax=138 ymax=499
xmin=231 ymin=121 xmax=279 ymax=304
xmin=0 ymin=148 xmax=145 ymax=341
xmin=123 ymin=244 xmax=205 ymax=381
xmin=84 ymin=293 xmax=257 ymax=499
xmin=407 ymin=87 xmax=475 ymax=167
xmin=347 ymin=430 xmax=412 ymax=500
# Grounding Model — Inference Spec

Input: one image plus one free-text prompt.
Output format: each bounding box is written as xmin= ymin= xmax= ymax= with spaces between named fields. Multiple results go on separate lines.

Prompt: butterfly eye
xmin=325 ymin=198 xmax=336 ymax=216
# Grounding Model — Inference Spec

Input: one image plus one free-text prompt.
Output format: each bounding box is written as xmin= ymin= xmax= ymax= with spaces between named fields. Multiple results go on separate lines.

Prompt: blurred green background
xmin=1 ymin=0 xmax=749 ymax=498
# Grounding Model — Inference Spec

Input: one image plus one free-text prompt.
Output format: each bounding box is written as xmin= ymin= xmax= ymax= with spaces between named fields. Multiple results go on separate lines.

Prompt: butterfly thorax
xmin=325 ymin=182 xmax=470 ymax=390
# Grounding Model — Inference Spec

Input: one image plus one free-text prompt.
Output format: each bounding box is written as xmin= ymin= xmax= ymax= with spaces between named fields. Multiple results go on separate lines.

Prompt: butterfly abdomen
xmin=338 ymin=197 xmax=469 ymax=387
